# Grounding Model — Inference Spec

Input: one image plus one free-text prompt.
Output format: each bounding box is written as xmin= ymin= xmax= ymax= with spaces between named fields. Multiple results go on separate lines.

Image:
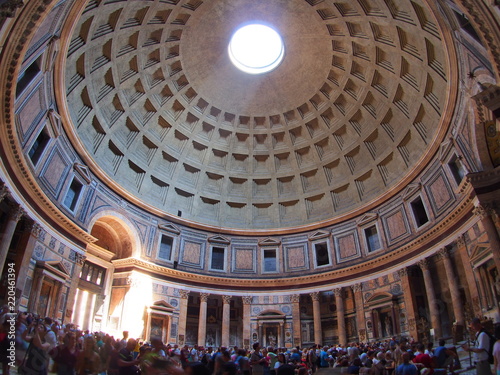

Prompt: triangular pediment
xmin=46 ymin=109 xmax=62 ymax=138
xmin=309 ymin=230 xmax=330 ymax=240
xmin=438 ymin=138 xmax=454 ymax=162
xmin=258 ymin=237 xmax=281 ymax=246
xmin=74 ymin=162 xmax=92 ymax=184
xmin=357 ymin=212 xmax=378 ymax=226
xmin=469 ymin=242 xmax=490 ymax=266
xmin=36 ymin=260 xmax=71 ymax=281
xmin=151 ymin=300 xmax=175 ymax=313
xmin=158 ymin=223 xmax=180 ymax=235
xmin=208 ymin=235 xmax=230 ymax=245
xmin=365 ymin=292 xmax=395 ymax=307
xmin=402 ymin=183 xmax=421 ymax=200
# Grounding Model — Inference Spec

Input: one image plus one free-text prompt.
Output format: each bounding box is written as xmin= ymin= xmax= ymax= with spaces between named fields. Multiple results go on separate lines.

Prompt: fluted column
xmin=474 ymin=204 xmax=500 ymax=272
xmin=333 ymin=287 xmax=347 ymax=346
xmin=397 ymin=268 xmax=419 ymax=341
xmin=291 ymin=294 xmax=301 ymax=346
xmin=198 ymin=293 xmax=209 ymax=346
xmin=222 ymin=295 xmax=231 ymax=347
xmin=242 ymin=296 xmax=252 ymax=349
xmin=0 ymin=203 xmax=25 ymax=273
xmin=437 ymin=248 xmax=465 ymax=326
xmin=351 ymin=283 xmax=367 ymax=342
xmin=310 ymin=292 xmax=322 ymax=345
xmin=455 ymin=236 xmax=481 ymax=316
xmin=16 ymin=222 xmax=42 ymax=309
xmin=418 ymin=259 xmax=442 ymax=339
xmin=178 ymin=289 xmax=190 ymax=345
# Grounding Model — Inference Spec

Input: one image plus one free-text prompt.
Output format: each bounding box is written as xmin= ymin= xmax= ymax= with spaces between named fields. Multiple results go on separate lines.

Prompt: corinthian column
xmin=178 ymin=290 xmax=190 ymax=345
xmin=198 ymin=293 xmax=209 ymax=346
xmin=351 ymin=283 xmax=367 ymax=342
xmin=290 ymin=294 xmax=301 ymax=346
xmin=333 ymin=288 xmax=346 ymax=346
xmin=397 ymin=268 xmax=419 ymax=341
xmin=455 ymin=236 xmax=481 ymax=316
xmin=418 ymin=259 xmax=441 ymax=339
xmin=310 ymin=292 xmax=322 ymax=345
xmin=242 ymin=296 xmax=252 ymax=349
xmin=437 ymin=248 xmax=465 ymax=326
xmin=0 ymin=204 xmax=25 ymax=273
xmin=222 ymin=295 xmax=231 ymax=347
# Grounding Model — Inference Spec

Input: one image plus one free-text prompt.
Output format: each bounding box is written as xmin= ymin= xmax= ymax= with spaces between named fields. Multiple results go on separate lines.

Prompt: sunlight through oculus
xmin=228 ymin=24 xmax=284 ymax=74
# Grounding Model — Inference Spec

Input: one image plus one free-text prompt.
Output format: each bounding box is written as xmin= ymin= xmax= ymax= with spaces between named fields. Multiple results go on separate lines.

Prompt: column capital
xmin=290 ymin=294 xmax=300 ymax=303
xmin=8 ymin=203 xmax=26 ymax=222
xmin=0 ymin=185 xmax=9 ymax=202
xmin=179 ymin=289 xmax=190 ymax=299
xmin=310 ymin=291 xmax=320 ymax=301
xmin=351 ymin=283 xmax=362 ymax=293
xmin=242 ymin=296 xmax=253 ymax=305
xmin=74 ymin=252 xmax=86 ymax=266
xmin=417 ymin=258 xmax=429 ymax=270
xmin=25 ymin=221 xmax=43 ymax=237
xmin=436 ymin=247 xmax=449 ymax=260
xmin=397 ymin=267 xmax=409 ymax=278
xmin=222 ymin=295 xmax=232 ymax=304
xmin=455 ymin=235 xmax=466 ymax=248
xmin=200 ymin=293 xmax=210 ymax=302
xmin=333 ymin=287 xmax=343 ymax=297
xmin=473 ymin=204 xmax=494 ymax=219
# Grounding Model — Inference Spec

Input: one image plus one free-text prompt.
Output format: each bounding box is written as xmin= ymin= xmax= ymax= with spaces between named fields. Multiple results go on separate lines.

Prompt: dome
xmin=63 ymin=0 xmax=452 ymax=232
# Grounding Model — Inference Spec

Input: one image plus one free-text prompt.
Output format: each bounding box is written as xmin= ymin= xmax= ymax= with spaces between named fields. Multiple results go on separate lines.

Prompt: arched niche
xmin=88 ymin=212 xmax=141 ymax=260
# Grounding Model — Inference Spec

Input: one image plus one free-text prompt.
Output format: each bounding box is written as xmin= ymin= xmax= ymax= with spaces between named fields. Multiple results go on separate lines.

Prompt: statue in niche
xmin=385 ymin=315 xmax=393 ymax=337
xmin=267 ymin=328 xmax=277 ymax=348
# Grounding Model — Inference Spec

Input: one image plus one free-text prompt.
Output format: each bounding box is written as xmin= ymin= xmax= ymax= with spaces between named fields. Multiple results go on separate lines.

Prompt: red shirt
xmin=413 ymin=353 xmax=434 ymax=375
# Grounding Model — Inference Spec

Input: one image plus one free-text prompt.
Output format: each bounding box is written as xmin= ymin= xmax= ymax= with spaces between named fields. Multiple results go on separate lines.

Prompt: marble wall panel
xmin=382 ymin=206 xmax=410 ymax=244
xmin=39 ymin=147 xmax=71 ymax=197
xmin=425 ymin=170 xmax=454 ymax=215
xmin=334 ymin=230 xmax=361 ymax=263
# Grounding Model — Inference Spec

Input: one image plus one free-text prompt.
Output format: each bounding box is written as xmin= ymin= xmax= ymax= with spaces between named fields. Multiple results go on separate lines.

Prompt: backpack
xmin=480 ymin=330 xmax=495 ymax=364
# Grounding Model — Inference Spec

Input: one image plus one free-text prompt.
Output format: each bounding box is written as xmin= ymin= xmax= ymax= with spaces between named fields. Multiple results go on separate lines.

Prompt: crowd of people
xmin=2 ymin=310 xmax=500 ymax=375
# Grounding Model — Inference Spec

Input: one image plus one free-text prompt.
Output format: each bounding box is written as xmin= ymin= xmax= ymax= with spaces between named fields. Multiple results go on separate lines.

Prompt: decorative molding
xmin=290 ymin=294 xmax=300 ymax=303
xmin=74 ymin=163 xmax=92 ymax=185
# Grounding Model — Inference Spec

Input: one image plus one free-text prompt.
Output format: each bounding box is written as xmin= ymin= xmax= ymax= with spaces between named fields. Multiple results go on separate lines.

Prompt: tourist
xmin=461 ymin=318 xmax=491 ymax=375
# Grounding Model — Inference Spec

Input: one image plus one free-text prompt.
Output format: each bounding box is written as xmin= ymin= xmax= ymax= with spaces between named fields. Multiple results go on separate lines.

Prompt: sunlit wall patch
xmin=228 ymin=23 xmax=285 ymax=74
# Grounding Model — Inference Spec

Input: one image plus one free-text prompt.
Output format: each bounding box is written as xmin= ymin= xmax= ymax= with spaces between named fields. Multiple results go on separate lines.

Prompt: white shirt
xmin=474 ymin=331 xmax=490 ymax=362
